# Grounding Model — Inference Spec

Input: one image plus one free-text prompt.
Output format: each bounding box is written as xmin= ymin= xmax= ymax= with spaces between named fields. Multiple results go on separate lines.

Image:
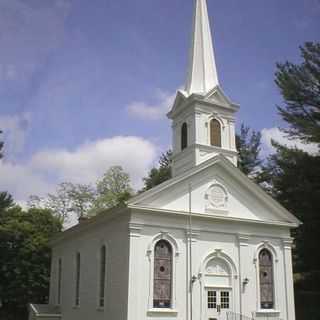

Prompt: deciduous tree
xmin=0 ymin=200 xmax=62 ymax=320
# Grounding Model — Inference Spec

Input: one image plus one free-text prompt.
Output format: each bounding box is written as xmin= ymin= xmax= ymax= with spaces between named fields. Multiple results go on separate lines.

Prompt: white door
xmin=206 ymin=289 xmax=231 ymax=320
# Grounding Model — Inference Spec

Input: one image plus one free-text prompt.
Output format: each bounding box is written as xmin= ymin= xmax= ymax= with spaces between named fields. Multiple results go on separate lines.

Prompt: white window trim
xmin=254 ymin=242 xmax=279 ymax=312
xmin=207 ymin=115 xmax=225 ymax=147
xmin=146 ymin=232 xmax=180 ymax=313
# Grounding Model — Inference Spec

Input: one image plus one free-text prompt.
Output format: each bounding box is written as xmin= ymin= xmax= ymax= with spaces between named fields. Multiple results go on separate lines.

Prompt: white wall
xmin=127 ymin=209 xmax=294 ymax=320
xmin=50 ymin=213 xmax=130 ymax=320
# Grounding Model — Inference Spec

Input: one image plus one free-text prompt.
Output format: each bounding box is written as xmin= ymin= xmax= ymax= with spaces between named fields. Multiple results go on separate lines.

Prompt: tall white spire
xmin=185 ymin=0 xmax=219 ymax=95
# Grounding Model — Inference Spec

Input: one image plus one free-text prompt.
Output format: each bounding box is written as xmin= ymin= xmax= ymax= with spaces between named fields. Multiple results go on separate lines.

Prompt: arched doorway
xmin=202 ymin=256 xmax=234 ymax=320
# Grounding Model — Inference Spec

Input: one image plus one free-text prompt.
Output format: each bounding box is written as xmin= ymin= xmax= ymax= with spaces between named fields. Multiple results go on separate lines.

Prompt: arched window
xmin=259 ymin=249 xmax=274 ymax=309
xmin=153 ymin=240 xmax=172 ymax=308
xmin=210 ymin=119 xmax=221 ymax=147
xmin=75 ymin=252 xmax=81 ymax=306
xmin=99 ymin=245 xmax=106 ymax=308
xmin=57 ymin=258 xmax=62 ymax=305
xmin=181 ymin=122 xmax=188 ymax=150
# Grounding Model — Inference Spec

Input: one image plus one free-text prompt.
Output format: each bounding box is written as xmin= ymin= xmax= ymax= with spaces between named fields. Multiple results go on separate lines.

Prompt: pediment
xmin=204 ymin=86 xmax=239 ymax=110
xmin=128 ymin=156 xmax=300 ymax=227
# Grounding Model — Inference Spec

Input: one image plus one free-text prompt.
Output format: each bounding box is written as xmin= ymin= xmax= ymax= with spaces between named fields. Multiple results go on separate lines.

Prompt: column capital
xmin=238 ymin=233 xmax=250 ymax=246
xmin=282 ymin=237 xmax=294 ymax=249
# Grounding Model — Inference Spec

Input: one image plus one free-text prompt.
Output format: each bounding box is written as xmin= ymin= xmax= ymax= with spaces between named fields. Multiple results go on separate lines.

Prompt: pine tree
xmin=275 ymin=42 xmax=320 ymax=145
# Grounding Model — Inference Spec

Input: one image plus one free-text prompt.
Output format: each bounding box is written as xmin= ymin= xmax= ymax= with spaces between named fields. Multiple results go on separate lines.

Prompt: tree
xmin=29 ymin=183 xmax=96 ymax=222
xmin=0 ymin=202 xmax=62 ymax=320
xmin=94 ymin=166 xmax=132 ymax=211
xmin=275 ymin=42 xmax=320 ymax=145
xmin=143 ymin=150 xmax=172 ymax=191
xmin=66 ymin=183 xmax=96 ymax=218
xmin=0 ymin=130 xmax=3 ymax=159
xmin=236 ymin=124 xmax=262 ymax=177
xmin=258 ymin=143 xmax=320 ymax=273
xmin=0 ymin=192 xmax=14 ymax=212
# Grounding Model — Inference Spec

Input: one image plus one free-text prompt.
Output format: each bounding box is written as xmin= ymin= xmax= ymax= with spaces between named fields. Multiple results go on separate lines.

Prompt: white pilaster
xmin=282 ymin=238 xmax=296 ymax=320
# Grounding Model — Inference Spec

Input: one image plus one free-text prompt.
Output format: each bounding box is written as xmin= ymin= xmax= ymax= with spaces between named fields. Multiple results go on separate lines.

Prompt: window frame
xmin=259 ymin=249 xmax=274 ymax=309
xmin=57 ymin=258 xmax=62 ymax=306
xmin=98 ymin=245 xmax=107 ymax=309
xmin=210 ymin=118 xmax=222 ymax=147
xmin=181 ymin=122 xmax=188 ymax=150
xmin=254 ymin=243 xmax=279 ymax=312
xmin=74 ymin=252 xmax=81 ymax=307
xmin=147 ymin=233 xmax=179 ymax=314
xmin=153 ymin=240 xmax=173 ymax=309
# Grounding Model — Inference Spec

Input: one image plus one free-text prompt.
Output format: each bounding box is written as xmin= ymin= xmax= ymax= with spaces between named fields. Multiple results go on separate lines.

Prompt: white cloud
xmin=0 ymin=113 xmax=31 ymax=156
xmin=261 ymin=127 xmax=319 ymax=157
xmin=0 ymin=136 xmax=158 ymax=204
xmin=127 ymin=90 xmax=176 ymax=120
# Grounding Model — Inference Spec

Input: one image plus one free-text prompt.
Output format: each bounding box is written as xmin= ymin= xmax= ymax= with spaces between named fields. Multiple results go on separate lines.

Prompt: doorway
xmin=206 ymin=288 xmax=231 ymax=320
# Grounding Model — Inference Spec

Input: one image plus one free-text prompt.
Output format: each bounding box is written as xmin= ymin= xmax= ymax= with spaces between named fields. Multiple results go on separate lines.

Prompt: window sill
xmin=147 ymin=308 xmax=178 ymax=316
xmin=254 ymin=310 xmax=280 ymax=317
xmin=97 ymin=307 xmax=104 ymax=312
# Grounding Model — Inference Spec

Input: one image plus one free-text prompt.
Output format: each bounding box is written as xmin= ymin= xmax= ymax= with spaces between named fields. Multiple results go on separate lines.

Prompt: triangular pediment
xmin=204 ymin=85 xmax=239 ymax=110
xmin=129 ymin=155 xmax=300 ymax=227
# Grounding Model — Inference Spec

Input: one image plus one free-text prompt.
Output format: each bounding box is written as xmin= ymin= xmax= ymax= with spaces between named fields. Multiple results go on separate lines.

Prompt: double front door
xmin=206 ymin=289 xmax=231 ymax=320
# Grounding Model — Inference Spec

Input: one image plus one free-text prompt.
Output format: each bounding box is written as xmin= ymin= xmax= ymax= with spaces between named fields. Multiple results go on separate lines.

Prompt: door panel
xmin=206 ymin=289 xmax=231 ymax=320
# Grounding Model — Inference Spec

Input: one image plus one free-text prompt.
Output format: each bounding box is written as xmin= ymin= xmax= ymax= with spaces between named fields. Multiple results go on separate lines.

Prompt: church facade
xmin=30 ymin=1 xmax=300 ymax=320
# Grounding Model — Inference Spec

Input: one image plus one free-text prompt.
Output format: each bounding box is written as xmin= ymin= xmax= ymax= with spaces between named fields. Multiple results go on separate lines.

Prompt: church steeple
xmin=168 ymin=0 xmax=239 ymax=177
xmin=185 ymin=0 xmax=219 ymax=95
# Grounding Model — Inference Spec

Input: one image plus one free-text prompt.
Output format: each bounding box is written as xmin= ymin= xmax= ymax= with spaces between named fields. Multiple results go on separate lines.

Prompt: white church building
xmin=30 ymin=1 xmax=300 ymax=319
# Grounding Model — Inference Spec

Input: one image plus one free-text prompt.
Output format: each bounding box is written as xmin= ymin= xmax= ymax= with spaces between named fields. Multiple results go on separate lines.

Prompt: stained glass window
xmin=153 ymin=240 xmax=172 ymax=308
xmin=259 ymin=249 xmax=274 ymax=309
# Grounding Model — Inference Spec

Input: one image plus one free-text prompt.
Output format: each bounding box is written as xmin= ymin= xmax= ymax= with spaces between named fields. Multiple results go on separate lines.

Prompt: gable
xmin=204 ymin=86 xmax=239 ymax=111
xmin=129 ymin=156 xmax=300 ymax=227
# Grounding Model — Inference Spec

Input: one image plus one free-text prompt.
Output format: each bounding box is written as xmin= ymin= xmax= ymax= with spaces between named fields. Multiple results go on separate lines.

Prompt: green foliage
xmin=94 ymin=166 xmax=132 ymax=211
xmin=0 ymin=202 xmax=62 ymax=320
xmin=141 ymin=131 xmax=262 ymax=192
xmin=143 ymin=150 xmax=172 ymax=191
xmin=29 ymin=183 xmax=96 ymax=222
xmin=236 ymin=124 xmax=262 ymax=176
xmin=29 ymin=167 xmax=133 ymax=220
xmin=258 ymin=143 xmax=320 ymax=273
xmin=275 ymin=42 xmax=320 ymax=145
xmin=0 ymin=192 xmax=14 ymax=212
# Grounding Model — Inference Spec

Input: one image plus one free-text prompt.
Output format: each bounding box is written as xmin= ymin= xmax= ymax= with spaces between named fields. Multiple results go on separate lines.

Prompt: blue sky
xmin=0 ymin=0 xmax=319 ymax=204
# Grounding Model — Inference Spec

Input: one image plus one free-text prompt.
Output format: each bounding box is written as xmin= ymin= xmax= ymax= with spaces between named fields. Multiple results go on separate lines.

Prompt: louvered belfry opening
xmin=181 ymin=122 xmax=188 ymax=150
xmin=153 ymin=240 xmax=172 ymax=308
xmin=210 ymin=119 xmax=221 ymax=147
xmin=259 ymin=249 xmax=274 ymax=309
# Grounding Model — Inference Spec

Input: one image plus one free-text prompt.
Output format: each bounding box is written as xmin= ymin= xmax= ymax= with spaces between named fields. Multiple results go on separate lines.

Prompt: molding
xmin=238 ymin=234 xmax=250 ymax=247
xmin=185 ymin=229 xmax=200 ymax=242
xmin=128 ymin=223 xmax=142 ymax=238
xmin=129 ymin=205 xmax=298 ymax=228
xmin=147 ymin=308 xmax=178 ymax=316
xmin=50 ymin=207 xmax=129 ymax=246
xmin=128 ymin=154 xmax=301 ymax=227
xmin=282 ymin=238 xmax=294 ymax=249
